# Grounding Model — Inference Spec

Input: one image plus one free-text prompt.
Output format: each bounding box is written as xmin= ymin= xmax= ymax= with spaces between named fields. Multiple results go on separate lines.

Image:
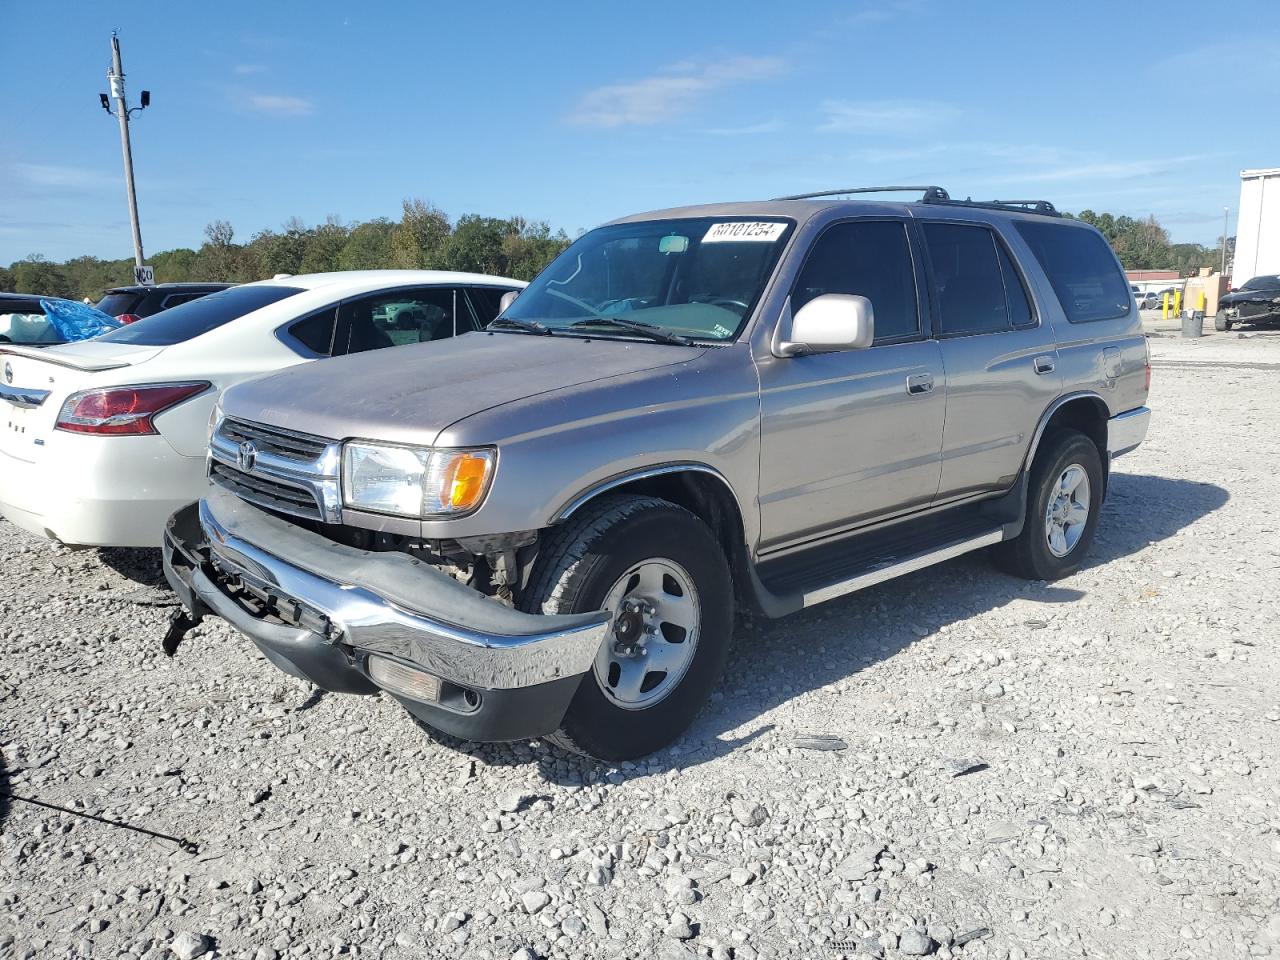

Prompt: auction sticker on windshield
xmin=702 ymin=221 xmax=787 ymax=243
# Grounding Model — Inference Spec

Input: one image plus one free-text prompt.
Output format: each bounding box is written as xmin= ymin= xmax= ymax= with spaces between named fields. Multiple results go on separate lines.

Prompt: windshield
xmin=97 ymin=284 xmax=302 ymax=346
xmin=499 ymin=217 xmax=794 ymax=342
xmin=1241 ymin=275 xmax=1280 ymax=290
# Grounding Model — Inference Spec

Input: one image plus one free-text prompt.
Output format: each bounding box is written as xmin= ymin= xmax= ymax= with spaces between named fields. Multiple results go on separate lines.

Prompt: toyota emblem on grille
xmin=237 ymin=440 xmax=258 ymax=472
xmin=3 ymin=362 xmax=12 ymax=384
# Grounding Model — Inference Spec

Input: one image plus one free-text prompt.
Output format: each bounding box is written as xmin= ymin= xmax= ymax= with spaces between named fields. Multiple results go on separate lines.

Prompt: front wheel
xmin=521 ymin=495 xmax=734 ymax=760
xmin=992 ymin=429 xmax=1104 ymax=581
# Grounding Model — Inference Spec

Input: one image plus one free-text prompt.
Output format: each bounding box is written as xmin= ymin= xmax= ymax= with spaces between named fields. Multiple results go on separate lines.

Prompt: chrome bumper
xmin=1108 ymin=406 xmax=1151 ymax=458
xmin=166 ymin=487 xmax=610 ymax=691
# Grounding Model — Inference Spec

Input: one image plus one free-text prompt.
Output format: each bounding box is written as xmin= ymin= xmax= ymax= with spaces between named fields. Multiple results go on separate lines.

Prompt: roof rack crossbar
xmin=772 ymin=185 xmax=950 ymax=202
xmin=920 ymin=195 xmax=1061 ymax=217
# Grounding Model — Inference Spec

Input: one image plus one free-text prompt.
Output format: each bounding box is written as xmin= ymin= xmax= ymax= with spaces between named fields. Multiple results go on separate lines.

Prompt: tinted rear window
xmin=1014 ymin=221 xmax=1130 ymax=323
xmin=97 ymin=285 xmax=304 ymax=345
xmin=96 ymin=292 xmax=143 ymax=317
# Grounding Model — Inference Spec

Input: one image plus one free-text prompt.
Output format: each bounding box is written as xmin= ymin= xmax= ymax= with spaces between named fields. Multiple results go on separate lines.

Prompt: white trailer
xmin=1234 ymin=168 xmax=1280 ymax=286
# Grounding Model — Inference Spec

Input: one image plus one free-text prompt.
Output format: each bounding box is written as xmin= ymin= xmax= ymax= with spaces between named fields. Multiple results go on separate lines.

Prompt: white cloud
xmin=705 ymin=118 xmax=784 ymax=136
xmin=243 ymin=93 xmax=314 ymax=116
xmin=818 ymin=99 xmax=960 ymax=133
xmin=11 ymin=163 xmax=115 ymax=190
xmin=233 ymin=64 xmax=267 ymax=75
xmin=566 ymin=55 xmax=786 ymax=128
xmin=997 ymin=154 xmax=1210 ymax=184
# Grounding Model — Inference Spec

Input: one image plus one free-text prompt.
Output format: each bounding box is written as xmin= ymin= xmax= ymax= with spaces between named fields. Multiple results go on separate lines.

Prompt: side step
xmin=751 ymin=505 xmax=1013 ymax=617
xmin=794 ymin=527 xmax=1002 ymax=607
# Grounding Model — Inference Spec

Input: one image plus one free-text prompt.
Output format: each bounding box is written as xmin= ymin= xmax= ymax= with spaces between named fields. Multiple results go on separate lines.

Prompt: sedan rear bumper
xmin=162 ymin=487 xmax=610 ymax=741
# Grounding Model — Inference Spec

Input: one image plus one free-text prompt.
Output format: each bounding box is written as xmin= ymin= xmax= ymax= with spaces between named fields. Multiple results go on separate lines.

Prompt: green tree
xmin=338 ymin=219 xmax=395 ymax=271
xmin=299 ymin=217 xmax=348 ymax=274
xmin=0 ymin=265 xmax=14 ymax=292
xmin=12 ymin=255 xmax=76 ymax=298
xmin=390 ymin=198 xmax=451 ymax=269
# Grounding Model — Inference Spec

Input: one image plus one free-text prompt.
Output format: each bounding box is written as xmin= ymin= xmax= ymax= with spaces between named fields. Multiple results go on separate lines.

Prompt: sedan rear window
xmin=1014 ymin=221 xmax=1130 ymax=323
xmin=97 ymin=285 xmax=304 ymax=346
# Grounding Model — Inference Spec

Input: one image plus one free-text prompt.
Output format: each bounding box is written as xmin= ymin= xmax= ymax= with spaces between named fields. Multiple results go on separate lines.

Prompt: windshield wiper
xmin=570 ymin=317 xmax=691 ymax=346
xmin=488 ymin=316 xmax=552 ymax=335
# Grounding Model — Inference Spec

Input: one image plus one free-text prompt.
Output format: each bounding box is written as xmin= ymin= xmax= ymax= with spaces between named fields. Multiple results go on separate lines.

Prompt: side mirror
xmin=499 ymin=290 xmax=520 ymax=313
xmin=774 ymin=294 xmax=874 ymax=356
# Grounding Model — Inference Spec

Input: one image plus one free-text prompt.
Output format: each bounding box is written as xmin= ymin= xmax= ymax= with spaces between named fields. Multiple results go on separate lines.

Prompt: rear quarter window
xmin=1014 ymin=221 xmax=1130 ymax=323
xmin=96 ymin=285 xmax=304 ymax=346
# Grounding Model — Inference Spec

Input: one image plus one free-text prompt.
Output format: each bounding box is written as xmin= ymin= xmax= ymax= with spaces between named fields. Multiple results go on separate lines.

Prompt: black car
xmin=96 ymin=282 xmax=234 ymax=322
xmin=1217 ymin=274 xmax=1280 ymax=330
xmin=0 ymin=293 xmax=67 ymax=345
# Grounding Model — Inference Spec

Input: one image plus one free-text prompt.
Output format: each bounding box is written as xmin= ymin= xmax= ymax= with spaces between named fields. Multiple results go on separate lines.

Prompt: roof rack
xmin=772 ymin=185 xmax=950 ymax=201
xmin=773 ymin=185 xmax=1061 ymax=217
xmin=923 ymin=196 xmax=1061 ymax=217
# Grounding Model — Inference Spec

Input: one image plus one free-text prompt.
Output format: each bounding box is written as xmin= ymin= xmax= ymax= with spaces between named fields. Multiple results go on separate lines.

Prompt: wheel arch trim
xmin=1022 ymin=391 xmax=1110 ymax=470
xmin=552 ymin=462 xmax=745 ymax=525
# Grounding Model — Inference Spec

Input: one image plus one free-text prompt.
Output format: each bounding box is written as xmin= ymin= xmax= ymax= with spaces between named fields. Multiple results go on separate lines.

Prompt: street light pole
xmin=106 ymin=31 xmax=145 ymax=269
xmin=1221 ymin=207 xmax=1229 ymax=275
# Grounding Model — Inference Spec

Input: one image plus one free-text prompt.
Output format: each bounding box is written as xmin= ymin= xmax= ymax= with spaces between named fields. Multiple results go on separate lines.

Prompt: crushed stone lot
xmin=2 ymin=330 xmax=1279 ymax=960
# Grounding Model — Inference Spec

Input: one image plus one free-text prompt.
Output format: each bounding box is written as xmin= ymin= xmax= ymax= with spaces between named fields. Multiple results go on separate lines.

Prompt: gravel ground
xmin=2 ymin=329 xmax=1279 ymax=960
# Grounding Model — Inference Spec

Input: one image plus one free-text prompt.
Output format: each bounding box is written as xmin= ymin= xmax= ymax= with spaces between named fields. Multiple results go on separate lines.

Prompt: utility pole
xmin=101 ymin=31 xmax=151 ymax=271
xmin=1221 ymin=207 xmax=1229 ymax=275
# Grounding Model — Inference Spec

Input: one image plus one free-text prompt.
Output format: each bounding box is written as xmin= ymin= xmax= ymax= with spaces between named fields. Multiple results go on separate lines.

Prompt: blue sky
xmin=2 ymin=0 xmax=1275 ymax=264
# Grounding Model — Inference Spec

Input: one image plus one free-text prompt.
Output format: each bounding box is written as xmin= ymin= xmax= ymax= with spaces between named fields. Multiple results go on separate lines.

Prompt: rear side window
xmin=793 ymin=220 xmax=920 ymax=342
xmin=994 ymin=240 xmax=1034 ymax=328
xmin=97 ymin=285 xmax=304 ymax=346
xmin=922 ymin=222 xmax=1015 ymax=336
xmin=287 ymin=308 xmax=337 ymax=356
xmin=1014 ymin=221 xmax=1130 ymax=323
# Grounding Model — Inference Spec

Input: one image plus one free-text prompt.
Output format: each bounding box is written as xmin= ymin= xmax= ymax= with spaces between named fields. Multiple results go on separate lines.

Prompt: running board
xmin=798 ymin=528 xmax=1004 ymax=607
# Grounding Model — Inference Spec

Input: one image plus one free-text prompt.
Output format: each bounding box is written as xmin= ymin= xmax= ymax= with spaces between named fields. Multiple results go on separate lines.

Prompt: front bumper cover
xmin=162 ymin=487 xmax=611 ymax=741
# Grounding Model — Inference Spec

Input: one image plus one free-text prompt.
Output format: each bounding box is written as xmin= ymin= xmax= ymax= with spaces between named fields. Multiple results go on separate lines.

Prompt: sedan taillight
xmin=115 ymin=313 xmax=143 ymax=324
xmin=55 ymin=382 xmax=210 ymax=436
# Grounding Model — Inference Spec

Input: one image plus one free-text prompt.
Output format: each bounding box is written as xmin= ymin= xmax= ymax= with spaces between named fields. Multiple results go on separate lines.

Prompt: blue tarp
xmin=39 ymin=298 xmax=123 ymax=342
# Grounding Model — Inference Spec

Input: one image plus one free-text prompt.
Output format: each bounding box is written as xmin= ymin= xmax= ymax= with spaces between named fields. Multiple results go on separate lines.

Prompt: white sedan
xmin=0 ymin=270 xmax=523 ymax=548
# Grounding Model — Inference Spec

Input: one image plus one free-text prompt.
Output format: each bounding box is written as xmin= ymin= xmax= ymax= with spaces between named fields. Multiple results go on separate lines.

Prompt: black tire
xmin=992 ymin=429 xmax=1105 ymax=581
xmin=520 ymin=494 xmax=733 ymax=761
xmin=1214 ymin=314 xmax=1231 ymax=332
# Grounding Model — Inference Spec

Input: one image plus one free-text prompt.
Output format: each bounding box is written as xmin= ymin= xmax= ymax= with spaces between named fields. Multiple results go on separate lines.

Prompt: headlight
xmin=342 ymin=442 xmax=495 ymax=518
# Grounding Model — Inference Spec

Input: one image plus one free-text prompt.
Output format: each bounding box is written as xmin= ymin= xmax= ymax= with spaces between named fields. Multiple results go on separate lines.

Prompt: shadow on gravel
xmin=458 ymin=472 xmax=1227 ymax=784
xmin=0 ymin=748 xmax=10 ymax=829
xmin=97 ymin=546 xmax=165 ymax=586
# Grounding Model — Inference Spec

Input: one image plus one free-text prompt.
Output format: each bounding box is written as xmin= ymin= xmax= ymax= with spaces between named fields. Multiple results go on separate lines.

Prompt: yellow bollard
xmin=1197 ymin=290 xmax=1206 ymax=312
xmin=1162 ymin=292 xmax=1170 ymax=319
xmin=1174 ymin=289 xmax=1182 ymax=315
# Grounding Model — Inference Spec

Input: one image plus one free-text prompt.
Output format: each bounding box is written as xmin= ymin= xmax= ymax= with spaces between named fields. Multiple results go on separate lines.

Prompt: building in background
xmin=1234 ymin=168 xmax=1280 ymax=286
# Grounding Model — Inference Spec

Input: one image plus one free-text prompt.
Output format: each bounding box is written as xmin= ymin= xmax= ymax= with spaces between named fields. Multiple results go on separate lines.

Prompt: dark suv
xmin=96 ymin=282 xmax=234 ymax=322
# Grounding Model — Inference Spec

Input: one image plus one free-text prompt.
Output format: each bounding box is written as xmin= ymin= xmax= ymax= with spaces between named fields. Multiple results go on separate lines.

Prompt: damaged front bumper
xmin=162 ymin=487 xmax=610 ymax=742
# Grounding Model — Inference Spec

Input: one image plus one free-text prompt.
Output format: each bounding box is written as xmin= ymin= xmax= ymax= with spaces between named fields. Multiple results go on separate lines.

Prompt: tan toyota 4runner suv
xmin=163 ymin=186 xmax=1151 ymax=760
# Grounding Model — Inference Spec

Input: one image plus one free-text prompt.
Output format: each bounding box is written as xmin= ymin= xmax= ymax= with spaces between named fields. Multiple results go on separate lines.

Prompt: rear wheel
xmin=521 ymin=495 xmax=733 ymax=760
xmin=992 ymin=429 xmax=1104 ymax=581
xmin=1213 ymin=313 xmax=1233 ymax=332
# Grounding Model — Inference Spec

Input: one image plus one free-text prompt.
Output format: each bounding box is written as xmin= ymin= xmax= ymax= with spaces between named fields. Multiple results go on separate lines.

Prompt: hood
xmin=1222 ymin=287 xmax=1280 ymax=305
xmin=220 ymin=331 xmax=701 ymax=446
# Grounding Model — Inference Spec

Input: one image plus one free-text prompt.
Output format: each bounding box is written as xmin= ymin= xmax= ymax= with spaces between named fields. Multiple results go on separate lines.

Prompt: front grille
xmin=210 ymin=462 xmax=322 ymax=520
xmin=221 ymin=418 xmax=328 ymax=462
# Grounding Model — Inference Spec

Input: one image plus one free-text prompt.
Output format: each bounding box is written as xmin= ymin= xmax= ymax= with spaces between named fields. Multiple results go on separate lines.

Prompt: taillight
xmin=115 ymin=313 xmax=142 ymax=324
xmin=55 ymin=382 xmax=210 ymax=436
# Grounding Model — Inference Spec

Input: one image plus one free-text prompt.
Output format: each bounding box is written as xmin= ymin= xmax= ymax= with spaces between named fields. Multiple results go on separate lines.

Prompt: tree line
xmin=1 ymin=201 xmax=1232 ymax=302
xmin=0 ymin=198 xmax=574 ymax=301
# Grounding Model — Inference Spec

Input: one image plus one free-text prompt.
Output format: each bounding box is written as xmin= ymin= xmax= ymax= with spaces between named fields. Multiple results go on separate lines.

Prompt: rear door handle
xmin=906 ymin=373 xmax=935 ymax=395
xmin=1033 ymin=355 xmax=1056 ymax=375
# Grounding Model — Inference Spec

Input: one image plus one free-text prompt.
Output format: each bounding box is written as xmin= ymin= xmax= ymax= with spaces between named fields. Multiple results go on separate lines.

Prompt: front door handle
xmin=1033 ymin=355 xmax=1056 ymax=375
xmin=906 ymin=373 xmax=935 ymax=395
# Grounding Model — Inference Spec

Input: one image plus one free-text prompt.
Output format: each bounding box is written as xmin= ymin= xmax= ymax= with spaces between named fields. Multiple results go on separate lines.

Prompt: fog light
xmin=367 ymin=656 xmax=441 ymax=703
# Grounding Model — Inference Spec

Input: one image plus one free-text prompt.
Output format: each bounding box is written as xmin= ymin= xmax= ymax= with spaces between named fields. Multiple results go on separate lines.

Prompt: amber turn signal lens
xmin=444 ymin=452 xmax=494 ymax=511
